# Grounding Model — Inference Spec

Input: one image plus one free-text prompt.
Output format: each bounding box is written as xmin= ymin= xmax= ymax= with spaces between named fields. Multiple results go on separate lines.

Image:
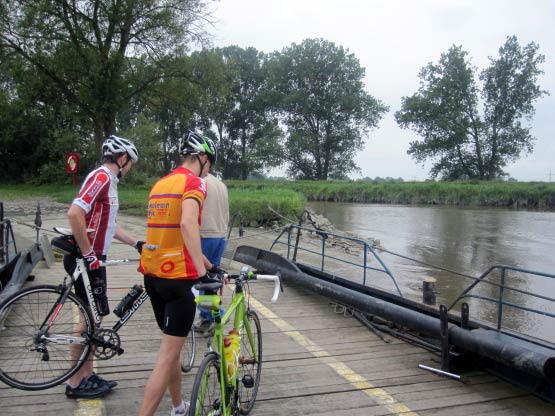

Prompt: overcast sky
xmin=207 ymin=0 xmax=554 ymax=181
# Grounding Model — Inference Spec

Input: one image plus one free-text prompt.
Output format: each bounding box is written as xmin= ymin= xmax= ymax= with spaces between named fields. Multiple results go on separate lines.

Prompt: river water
xmin=309 ymin=201 xmax=555 ymax=342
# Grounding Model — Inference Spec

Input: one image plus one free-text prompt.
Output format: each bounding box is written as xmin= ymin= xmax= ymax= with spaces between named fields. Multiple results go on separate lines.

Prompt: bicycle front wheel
xmin=238 ymin=310 xmax=262 ymax=414
xmin=181 ymin=324 xmax=196 ymax=372
xmin=190 ymin=352 xmax=223 ymax=416
xmin=0 ymin=285 xmax=93 ymax=390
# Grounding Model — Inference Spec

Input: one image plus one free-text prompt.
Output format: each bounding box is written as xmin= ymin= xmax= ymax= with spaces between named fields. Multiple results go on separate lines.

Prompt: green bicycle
xmin=189 ymin=266 xmax=281 ymax=416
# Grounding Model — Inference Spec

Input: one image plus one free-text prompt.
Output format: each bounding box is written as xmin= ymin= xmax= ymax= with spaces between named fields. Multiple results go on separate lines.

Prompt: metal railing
xmin=448 ymin=264 xmax=555 ymax=331
xmin=270 ymin=224 xmax=403 ymax=296
xmin=0 ymin=202 xmax=18 ymax=267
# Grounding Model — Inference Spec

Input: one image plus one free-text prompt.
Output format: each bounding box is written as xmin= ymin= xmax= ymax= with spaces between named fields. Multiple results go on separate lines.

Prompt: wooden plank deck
xmin=1 ymin=210 xmax=554 ymax=415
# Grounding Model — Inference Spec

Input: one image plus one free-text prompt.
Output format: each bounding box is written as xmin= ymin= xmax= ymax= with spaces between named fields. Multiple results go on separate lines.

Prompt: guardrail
xmin=448 ymin=264 xmax=555 ymax=332
xmin=270 ymin=224 xmax=403 ymax=296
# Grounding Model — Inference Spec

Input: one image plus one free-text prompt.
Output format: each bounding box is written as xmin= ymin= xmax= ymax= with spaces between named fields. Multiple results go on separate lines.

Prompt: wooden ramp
xmin=1 ymin=213 xmax=554 ymax=415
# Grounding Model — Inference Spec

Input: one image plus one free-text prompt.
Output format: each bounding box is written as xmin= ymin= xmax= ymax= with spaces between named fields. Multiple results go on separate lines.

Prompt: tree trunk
xmin=488 ymin=128 xmax=499 ymax=180
xmin=93 ymin=119 xmax=105 ymax=161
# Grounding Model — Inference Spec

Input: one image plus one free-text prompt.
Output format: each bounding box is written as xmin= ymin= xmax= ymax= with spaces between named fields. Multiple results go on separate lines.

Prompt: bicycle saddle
xmin=53 ymin=226 xmax=95 ymax=236
xmin=51 ymin=227 xmax=93 ymax=256
xmin=195 ymin=281 xmax=223 ymax=292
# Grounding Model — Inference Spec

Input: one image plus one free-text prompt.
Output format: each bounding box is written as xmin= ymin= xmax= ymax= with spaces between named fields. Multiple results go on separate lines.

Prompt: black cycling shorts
xmin=144 ymin=275 xmax=198 ymax=337
xmin=64 ymin=254 xmax=109 ymax=316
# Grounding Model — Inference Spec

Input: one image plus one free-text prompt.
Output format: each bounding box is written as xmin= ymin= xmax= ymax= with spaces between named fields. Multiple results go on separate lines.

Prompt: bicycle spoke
xmin=0 ymin=286 xmax=92 ymax=390
xmin=237 ymin=310 xmax=262 ymax=415
xmin=181 ymin=325 xmax=196 ymax=373
xmin=190 ymin=354 xmax=223 ymax=416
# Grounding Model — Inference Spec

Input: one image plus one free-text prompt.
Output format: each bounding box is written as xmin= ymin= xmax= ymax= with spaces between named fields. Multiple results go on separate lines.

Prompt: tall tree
xmin=192 ymin=46 xmax=283 ymax=179
xmin=266 ymin=38 xmax=388 ymax=180
xmin=0 ymin=50 xmax=85 ymax=182
xmin=395 ymin=36 xmax=548 ymax=180
xmin=0 ymin=0 xmax=212 ymax=157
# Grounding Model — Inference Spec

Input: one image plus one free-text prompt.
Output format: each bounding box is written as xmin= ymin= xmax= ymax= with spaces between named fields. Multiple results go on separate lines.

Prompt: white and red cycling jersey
xmin=72 ymin=166 xmax=119 ymax=255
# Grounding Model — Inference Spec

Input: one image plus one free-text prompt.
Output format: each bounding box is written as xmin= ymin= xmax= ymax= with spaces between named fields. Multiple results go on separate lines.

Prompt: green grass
xmin=0 ymin=183 xmax=307 ymax=224
xmin=226 ymin=180 xmax=555 ymax=210
xmin=2 ymin=180 xmax=554 ymax=227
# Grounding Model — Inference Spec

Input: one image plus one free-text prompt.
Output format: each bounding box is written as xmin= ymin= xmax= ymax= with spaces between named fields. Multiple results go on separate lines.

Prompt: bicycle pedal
xmin=241 ymin=374 xmax=254 ymax=388
xmin=117 ymin=347 xmax=124 ymax=355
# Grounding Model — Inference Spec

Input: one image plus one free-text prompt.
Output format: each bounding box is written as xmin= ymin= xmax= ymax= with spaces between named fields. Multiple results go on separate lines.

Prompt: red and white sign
xmin=66 ymin=152 xmax=80 ymax=174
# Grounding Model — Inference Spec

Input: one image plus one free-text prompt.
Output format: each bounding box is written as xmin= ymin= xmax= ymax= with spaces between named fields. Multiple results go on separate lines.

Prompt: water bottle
xmin=228 ymin=329 xmax=240 ymax=357
xmin=113 ymin=284 xmax=143 ymax=317
xmin=223 ymin=337 xmax=236 ymax=378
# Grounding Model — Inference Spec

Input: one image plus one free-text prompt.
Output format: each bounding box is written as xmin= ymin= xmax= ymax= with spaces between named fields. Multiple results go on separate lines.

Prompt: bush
xmin=229 ymin=188 xmax=306 ymax=226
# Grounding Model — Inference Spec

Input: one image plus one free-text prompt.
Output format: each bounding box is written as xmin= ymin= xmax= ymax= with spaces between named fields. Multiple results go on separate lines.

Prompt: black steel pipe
xmin=234 ymin=246 xmax=555 ymax=382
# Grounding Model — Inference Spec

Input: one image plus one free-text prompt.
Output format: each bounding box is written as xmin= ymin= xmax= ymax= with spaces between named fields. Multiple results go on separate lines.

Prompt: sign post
xmin=65 ymin=152 xmax=80 ymax=186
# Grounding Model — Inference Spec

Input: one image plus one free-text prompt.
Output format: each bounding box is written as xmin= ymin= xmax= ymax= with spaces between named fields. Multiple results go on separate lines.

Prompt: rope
xmin=7 ymin=218 xmax=54 ymax=234
xmin=375 ymin=245 xmax=555 ymax=305
xmin=267 ymin=206 xmax=297 ymax=224
xmin=227 ymin=226 xmax=286 ymax=242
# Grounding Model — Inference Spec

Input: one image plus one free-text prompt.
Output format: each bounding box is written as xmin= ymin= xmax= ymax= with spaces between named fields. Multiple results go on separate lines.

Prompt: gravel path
xmin=1 ymin=197 xmax=68 ymax=218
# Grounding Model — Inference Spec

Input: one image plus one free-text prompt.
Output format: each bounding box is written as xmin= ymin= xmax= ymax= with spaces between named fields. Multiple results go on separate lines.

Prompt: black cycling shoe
xmin=88 ymin=373 xmax=118 ymax=389
xmin=65 ymin=377 xmax=111 ymax=399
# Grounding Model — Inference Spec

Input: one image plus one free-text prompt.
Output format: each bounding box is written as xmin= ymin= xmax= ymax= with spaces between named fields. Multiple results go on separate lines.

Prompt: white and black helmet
xmin=179 ymin=130 xmax=217 ymax=164
xmin=102 ymin=135 xmax=139 ymax=162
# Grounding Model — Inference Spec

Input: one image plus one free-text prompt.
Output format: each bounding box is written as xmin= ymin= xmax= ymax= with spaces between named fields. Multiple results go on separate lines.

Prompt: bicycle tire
xmin=189 ymin=352 xmax=223 ymax=416
xmin=0 ymin=284 xmax=94 ymax=390
xmin=238 ymin=310 xmax=262 ymax=415
xmin=181 ymin=324 xmax=196 ymax=372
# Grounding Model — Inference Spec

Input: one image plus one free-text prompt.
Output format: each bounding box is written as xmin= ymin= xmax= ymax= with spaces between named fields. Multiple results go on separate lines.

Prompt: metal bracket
xmin=440 ymin=304 xmax=450 ymax=371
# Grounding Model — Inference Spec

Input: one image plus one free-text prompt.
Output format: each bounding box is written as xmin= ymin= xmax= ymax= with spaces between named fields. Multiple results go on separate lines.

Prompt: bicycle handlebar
xmin=100 ymin=259 xmax=140 ymax=267
xmin=254 ymin=274 xmax=281 ymax=303
xmin=222 ymin=272 xmax=282 ymax=303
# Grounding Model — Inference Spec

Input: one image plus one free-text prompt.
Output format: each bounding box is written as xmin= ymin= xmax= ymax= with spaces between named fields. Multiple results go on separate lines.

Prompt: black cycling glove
xmin=209 ymin=265 xmax=227 ymax=275
xmin=199 ymin=272 xmax=216 ymax=283
xmin=135 ymin=240 xmax=145 ymax=254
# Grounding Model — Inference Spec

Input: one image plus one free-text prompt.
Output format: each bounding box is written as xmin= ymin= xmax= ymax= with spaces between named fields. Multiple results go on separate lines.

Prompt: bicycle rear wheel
xmin=181 ymin=325 xmax=196 ymax=372
xmin=189 ymin=352 xmax=223 ymax=416
xmin=238 ymin=310 xmax=262 ymax=414
xmin=0 ymin=285 xmax=93 ymax=390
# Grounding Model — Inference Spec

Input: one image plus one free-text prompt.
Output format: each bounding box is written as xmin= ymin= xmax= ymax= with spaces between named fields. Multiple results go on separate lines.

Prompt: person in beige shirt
xmin=196 ymin=172 xmax=229 ymax=331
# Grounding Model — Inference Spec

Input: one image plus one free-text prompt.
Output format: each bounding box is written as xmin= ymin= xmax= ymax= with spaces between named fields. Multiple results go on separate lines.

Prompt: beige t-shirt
xmin=201 ymin=173 xmax=229 ymax=239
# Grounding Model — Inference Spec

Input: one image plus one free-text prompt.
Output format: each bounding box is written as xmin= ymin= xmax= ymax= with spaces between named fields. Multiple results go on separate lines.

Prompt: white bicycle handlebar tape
xmin=255 ymin=275 xmax=281 ymax=303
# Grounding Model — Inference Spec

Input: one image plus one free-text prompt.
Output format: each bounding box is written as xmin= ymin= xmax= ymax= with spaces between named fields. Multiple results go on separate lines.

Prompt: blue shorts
xmin=200 ymin=237 xmax=227 ymax=321
xmin=201 ymin=238 xmax=227 ymax=266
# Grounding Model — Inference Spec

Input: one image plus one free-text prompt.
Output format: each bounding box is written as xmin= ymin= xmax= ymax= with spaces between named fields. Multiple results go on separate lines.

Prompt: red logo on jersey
xmin=160 ymin=261 xmax=175 ymax=273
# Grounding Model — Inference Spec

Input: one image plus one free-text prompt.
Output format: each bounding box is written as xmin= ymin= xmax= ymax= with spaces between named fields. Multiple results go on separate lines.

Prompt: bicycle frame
xmin=41 ymin=257 xmax=146 ymax=346
xmin=194 ymin=270 xmax=280 ymax=416
xmin=196 ymin=289 xmax=248 ymax=414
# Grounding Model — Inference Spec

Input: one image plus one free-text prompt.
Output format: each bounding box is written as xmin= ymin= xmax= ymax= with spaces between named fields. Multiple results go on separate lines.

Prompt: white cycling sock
xmin=173 ymin=401 xmax=186 ymax=413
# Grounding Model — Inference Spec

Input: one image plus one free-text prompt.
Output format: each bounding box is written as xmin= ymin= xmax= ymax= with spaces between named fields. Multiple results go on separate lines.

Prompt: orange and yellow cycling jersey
xmin=139 ymin=167 xmax=207 ymax=279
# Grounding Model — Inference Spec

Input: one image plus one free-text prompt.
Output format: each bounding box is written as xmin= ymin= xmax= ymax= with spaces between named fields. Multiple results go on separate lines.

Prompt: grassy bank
xmin=0 ymin=184 xmax=306 ymax=225
xmin=2 ymin=180 xmax=554 ymax=226
xmin=227 ymin=180 xmax=555 ymax=210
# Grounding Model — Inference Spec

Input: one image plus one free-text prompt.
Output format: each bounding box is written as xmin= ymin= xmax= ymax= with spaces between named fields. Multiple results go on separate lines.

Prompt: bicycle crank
xmin=91 ymin=329 xmax=123 ymax=359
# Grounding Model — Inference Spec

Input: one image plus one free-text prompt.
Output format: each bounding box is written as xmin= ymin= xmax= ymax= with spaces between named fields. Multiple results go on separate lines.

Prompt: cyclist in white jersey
xmin=64 ymin=135 xmax=146 ymax=399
